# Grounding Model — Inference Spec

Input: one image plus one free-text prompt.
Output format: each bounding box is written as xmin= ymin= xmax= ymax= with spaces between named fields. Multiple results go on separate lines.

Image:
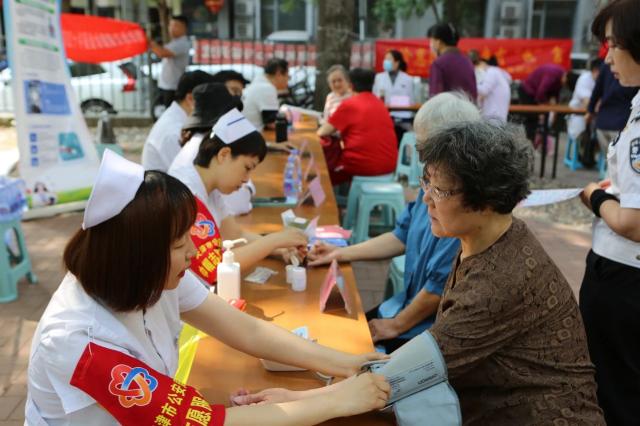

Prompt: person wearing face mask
xmin=427 ymin=23 xmax=477 ymax=102
xmin=170 ymin=107 xmax=308 ymax=286
xmin=373 ymin=50 xmax=415 ymax=142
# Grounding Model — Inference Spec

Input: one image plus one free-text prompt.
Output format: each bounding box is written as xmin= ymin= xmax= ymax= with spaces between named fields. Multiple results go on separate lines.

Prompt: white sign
xmin=519 ymin=188 xmax=583 ymax=208
xmin=4 ymin=0 xmax=99 ymax=209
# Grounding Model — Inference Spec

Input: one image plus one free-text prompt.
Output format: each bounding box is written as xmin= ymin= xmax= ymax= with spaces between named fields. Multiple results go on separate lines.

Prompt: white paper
xmin=281 ymin=209 xmax=296 ymax=226
xmin=245 ymin=267 xmax=278 ymax=284
xmin=282 ymin=104 xmax=323 ymax=120
xmin=519 ymin=188 xmax=582 ymax=207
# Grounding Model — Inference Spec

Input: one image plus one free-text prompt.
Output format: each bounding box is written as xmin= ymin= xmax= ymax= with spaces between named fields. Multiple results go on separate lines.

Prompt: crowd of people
xmin=23 ymin=0 xmax=640 ymax=424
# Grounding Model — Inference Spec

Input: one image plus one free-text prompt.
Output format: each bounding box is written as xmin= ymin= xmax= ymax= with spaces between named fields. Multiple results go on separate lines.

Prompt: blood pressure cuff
xmin=70 ymin=343 xmax=225 ymax=426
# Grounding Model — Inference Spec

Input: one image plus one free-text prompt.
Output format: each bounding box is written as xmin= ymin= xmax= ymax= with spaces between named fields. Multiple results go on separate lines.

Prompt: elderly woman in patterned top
xmin=416 ymin=120 xmax=605 ymax=425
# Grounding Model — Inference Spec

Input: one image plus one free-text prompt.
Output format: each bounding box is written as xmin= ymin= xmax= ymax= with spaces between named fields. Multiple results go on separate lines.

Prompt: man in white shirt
xmin=242 ymin=58 xmax=289 ymax=130
xmin=150 ymin=15 xmax=191 ymax=107
xmin=142 ymin=70 xmax=214 ymax=171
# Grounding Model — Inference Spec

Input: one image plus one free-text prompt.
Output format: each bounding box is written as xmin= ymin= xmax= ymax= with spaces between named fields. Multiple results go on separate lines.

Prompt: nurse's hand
xmin=231 ymin=388 xmax=299 ymax=406
xmin=581 ymin=182 xmax=601 ymax=209
xmin=343 ymin=352 xmax=389 ymax=377
xmin=308 ymin=241 xmax=341 ymax=266
xmin=268 ymin=228 xmax=308 ymax=249
xmin=334 ymin=373 xmax=390 ymax=416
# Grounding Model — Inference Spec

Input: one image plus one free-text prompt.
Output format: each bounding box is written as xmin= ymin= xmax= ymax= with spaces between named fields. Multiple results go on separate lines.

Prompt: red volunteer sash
xmin=70 ymin=343 xmax=225 ymax=426
xmin=190 ymin=197 xmax=223 ymax=285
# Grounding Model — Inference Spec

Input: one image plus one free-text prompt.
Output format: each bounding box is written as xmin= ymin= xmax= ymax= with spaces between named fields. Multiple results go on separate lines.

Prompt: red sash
xmin=70 ymin=343 xmax=225 ymax=426
xmin=190 ymin=197 xmax=222 ymax=285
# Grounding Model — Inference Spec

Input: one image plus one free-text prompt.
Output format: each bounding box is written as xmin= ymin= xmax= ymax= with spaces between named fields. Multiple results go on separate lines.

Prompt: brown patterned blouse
xmin=430 ymin=218 xmax=605 ymax=425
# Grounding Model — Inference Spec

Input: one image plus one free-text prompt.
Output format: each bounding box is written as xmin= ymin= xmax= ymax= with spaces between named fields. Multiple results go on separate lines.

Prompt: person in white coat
xmin=567 ymin=59 xmax=602 ymax=139
xmin=373 ymin=50 xmax=415 ymax=141
xmin=469 ymin=52 xmax=512 ymax=121
xmin=26 ymin=150 xmax=389 ymax=425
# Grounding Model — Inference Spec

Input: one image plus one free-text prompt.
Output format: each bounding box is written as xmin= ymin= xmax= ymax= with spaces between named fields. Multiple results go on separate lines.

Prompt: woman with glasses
xmin=309 ymin=93 xmax=478 ymax=353
xmin=418 ymin=120 xmax=604 ymax=424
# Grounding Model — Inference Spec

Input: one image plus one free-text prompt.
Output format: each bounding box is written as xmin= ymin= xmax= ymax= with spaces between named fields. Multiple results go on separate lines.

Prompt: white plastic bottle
xmin=216 ymin=238 xmax=247 ymax=301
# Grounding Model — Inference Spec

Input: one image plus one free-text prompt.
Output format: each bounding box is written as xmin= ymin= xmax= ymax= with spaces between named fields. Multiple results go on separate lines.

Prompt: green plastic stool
xmin=385 ymin=255 xmax=405 ymax=299
xmin=342 ymin=174 xmax=394 ymax=230
xmin=352 ymin=183 xmax=406 ymax=244
xmin=394 ymin=132 xmax=422 ymax=187
xmin=95 ymin=143 xmax=124 ymax=159
xmin=0 ymin=219 xmax=37 ymax=303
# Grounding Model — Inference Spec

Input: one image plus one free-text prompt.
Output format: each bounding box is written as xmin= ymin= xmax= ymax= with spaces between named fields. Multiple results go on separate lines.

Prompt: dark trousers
xmin=365 ymin=305 xmax=410 ymax=354
xmin=517 ymin=86 xmax=539 ymax=141
xmin=579 ymin=250 xmax=640 ymax=426
xmin=159 ymin=89 xmax=175 ymax=108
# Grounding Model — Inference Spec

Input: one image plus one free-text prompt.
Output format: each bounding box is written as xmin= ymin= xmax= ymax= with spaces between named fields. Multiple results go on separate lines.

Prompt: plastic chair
xmin=0 ymin=219 xmax=37 ymax=303
xmin=563 ymin=135 xmax=584 ymax=171
xmin=95 ymin=143 xmax=124 ymax=159
xmin=394 ymin=132 xmax=422 ymax=187
xmin=342 ymin=174 xmax=395 ymax=230
xmin=385 ymin=255 xmax=405 ymax=299
xmin=352 ymin=183 xmax=406 ymax=244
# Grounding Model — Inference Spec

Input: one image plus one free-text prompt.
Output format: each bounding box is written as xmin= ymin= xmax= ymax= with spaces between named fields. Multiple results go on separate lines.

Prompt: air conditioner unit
xmin=235 ymin=22 xmax=254 ymax=39
xmin=236 ymin=0 xmax=255 ymax=16
xmin=500 ymin=1 xmax=522 ymax=20
xmin=499 ymin=24 xmax=522 ymax=38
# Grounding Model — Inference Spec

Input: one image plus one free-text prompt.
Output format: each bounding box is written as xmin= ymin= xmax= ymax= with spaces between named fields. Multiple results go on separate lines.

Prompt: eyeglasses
xmin=419 ymin=176 xmax=463 ymax=202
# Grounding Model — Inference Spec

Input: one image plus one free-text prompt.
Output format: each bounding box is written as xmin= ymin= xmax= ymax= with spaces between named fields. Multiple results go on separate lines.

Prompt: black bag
xmin=578 ymin=125 xmax=598 ymax=168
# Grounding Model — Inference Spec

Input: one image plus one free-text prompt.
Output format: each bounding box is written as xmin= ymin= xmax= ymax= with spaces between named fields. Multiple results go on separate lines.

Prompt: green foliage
xmin=373 ymin=0 xmax=440 ymax=30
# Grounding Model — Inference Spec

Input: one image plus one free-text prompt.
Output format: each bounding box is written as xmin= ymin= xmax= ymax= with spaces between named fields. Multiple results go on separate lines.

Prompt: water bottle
xmin=283 ymin=155 xmax=297 ymax=200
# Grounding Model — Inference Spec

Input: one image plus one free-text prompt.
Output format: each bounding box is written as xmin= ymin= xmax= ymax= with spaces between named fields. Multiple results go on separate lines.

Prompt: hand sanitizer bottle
xmin=217 ymin=238 xmax=247 ymax=301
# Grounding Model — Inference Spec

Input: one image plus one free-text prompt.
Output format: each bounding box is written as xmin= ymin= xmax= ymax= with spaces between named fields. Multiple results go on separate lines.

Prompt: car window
xmin=69 ymin=62 xmax=106 ymax=77
xmin=118 ymin=62 xmax=138 ymax=79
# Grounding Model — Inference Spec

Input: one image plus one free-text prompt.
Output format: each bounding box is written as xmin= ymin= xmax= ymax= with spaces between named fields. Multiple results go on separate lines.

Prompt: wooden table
xmin=187 ymin=128 xmax=395 ymax=425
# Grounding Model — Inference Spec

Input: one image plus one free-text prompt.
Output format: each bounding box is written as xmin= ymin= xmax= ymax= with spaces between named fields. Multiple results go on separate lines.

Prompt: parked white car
xmin=0 ymin=60 xmax=149 ymax=116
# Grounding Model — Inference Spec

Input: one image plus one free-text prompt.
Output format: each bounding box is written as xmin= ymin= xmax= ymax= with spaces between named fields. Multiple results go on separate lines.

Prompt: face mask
xmin=383 ymin=59 xmax=394 ymax=72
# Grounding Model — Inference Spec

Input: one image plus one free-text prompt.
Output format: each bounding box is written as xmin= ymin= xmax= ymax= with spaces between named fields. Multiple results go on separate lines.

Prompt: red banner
xmin=70 ymin=343 xmax=225 ymax=426
xmin=61 ymin=14 xmax=147 ymax=63
xmin=375 ymin=38 xmax=572 ymax=80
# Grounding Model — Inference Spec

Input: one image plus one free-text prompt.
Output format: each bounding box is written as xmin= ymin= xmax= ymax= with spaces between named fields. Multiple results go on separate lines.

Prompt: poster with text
xmin=4 ymin=0 xmax=99 ymax=208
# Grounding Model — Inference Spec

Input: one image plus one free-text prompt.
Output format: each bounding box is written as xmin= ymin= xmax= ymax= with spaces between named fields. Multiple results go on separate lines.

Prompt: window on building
xmin=532 ymin=0 xmax=576 ymax=39
xmin=261 ymin=0 xmax=306 ymax=38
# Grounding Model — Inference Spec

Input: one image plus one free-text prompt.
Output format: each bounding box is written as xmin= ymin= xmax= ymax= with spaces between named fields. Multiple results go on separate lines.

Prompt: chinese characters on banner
xmin=375 ymin=38 xmax=573 ymax=80
xmin=190 ymin=197 xmax=222 ymax=285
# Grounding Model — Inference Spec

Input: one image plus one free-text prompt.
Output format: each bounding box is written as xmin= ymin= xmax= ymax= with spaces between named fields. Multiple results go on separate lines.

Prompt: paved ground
xmin=0 ymin=125 xmax=600 ymax=424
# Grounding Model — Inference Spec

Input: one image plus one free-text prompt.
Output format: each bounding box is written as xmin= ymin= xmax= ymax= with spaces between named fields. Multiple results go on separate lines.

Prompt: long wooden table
xmin=187 ymin=126 xmax=395 ymax=425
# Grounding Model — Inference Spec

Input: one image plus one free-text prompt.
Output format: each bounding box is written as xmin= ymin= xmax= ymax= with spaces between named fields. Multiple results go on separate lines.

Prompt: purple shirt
xmin=429 ymin=49 xmax=477 ymax=101
xmin=521 ymin=64 xmax=565 ymax=104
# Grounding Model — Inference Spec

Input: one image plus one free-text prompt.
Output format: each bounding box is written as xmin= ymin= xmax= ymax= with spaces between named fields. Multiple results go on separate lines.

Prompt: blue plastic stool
xmin=352 ymin=183 xmax=406 ymax=244
xmin=0 ymin=219 xmax=37 ymax=303
xmin=343 ymin=174 xmax=394 ymax=230
xmin=394 ymin=132 xmax=422 ymax=187
xmin=385 ymin=255 xmax=405 ymax=299
xmin=564 ymin=135 xmax=583 ymax=171
xmin=598 ymin=150 xmax=607 ymax=180
xmin=95 ymin=143 xmax=124 ymax=159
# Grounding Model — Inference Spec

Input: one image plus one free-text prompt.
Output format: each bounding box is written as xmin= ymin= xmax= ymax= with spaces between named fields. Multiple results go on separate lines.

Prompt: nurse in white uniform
xmin=373 ymin=49 xmax=416 ymax=125
xmin=170 ymin=108 xmax=307 ymax=278
xmin=579 ymin=4 xmax=640 ymax=424
xmin=26 ymin=151 xmax=389 ymax=425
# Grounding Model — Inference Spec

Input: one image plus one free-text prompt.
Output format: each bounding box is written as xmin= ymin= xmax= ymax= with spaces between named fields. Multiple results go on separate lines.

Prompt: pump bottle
xmin=217 ymin=238 xmax=247 ymax=301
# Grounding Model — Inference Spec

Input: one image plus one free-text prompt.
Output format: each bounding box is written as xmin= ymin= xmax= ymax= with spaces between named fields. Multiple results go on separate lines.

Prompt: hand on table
xmin=269 ymin=228 xmax=308 ymax=250
xmin=307 ymin=241 xmax=341 ymax=266
xmin=230 ymin=387 xmax=299 ymax=406
xmin=368 ymin=318 xmax=402 ymax=343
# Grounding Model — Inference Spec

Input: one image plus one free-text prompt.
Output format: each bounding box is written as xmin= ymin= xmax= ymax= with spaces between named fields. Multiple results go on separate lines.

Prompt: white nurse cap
xmin=82 ymin=150 xmax=145 ymax=229
xmin=210 ymin=108 xmax=257 ymax=145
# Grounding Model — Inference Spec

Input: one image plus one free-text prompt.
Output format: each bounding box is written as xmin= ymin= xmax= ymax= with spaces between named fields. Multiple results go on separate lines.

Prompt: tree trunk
xmin=157 ymin=0 xmax=170 ymax=44
xmin=442 ymin=0 xmax=464 ymax=27
xmin=313 ymin=0 xmax=355 ymax=111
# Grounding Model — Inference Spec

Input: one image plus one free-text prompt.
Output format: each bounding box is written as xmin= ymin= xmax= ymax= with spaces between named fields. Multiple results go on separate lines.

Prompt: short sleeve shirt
xmin=158 ymin=36 xmax=191 ymax=90
xmin=26 ymin=272 xmax=208 ymax=424
xmin=242 ymin=74 xmax=279 ymax=130
xmin=592 ymin=91 xmax=640 ymax=268
xmin=429 ymin=218 xmax=604 ymax=425
xmin=378 ymin=189 xmax=460 ymax=339
xmin=141 ymin=101 xmax=187 ymax=172
xmin=328 ymin=92 xmax=398 ymax=176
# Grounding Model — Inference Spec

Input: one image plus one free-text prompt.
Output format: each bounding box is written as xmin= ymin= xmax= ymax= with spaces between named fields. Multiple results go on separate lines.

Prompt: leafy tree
xmin=372 ymin=0 xmax=477 ymax=32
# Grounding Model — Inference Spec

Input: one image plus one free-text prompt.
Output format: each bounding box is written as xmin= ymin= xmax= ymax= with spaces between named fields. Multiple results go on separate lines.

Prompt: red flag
xmin=189 ymin=197 xmax=222 ymax=285
xmin=70 ymin=343 xmax=225 ymax=426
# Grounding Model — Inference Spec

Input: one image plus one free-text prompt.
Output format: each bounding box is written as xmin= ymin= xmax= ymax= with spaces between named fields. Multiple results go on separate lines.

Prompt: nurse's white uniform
xmin=373 ymin=70 xmax=416 ymax=120
xmin=25 ymin=271 xmax=208 ymax=425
